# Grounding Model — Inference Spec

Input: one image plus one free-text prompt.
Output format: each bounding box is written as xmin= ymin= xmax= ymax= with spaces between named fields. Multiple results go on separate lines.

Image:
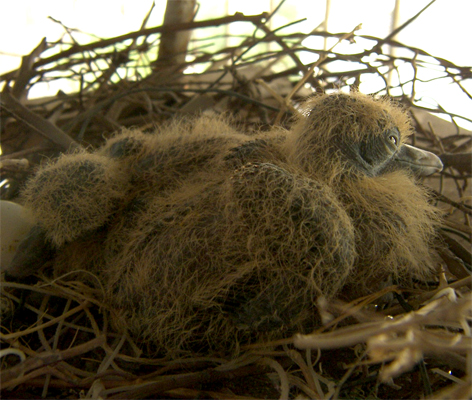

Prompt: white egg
xmin=0 ymin=201 xmax=34 ymax=271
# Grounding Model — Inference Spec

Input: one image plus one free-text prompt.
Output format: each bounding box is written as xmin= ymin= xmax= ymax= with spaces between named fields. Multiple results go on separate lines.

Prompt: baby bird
xmin=9 ymin=92 xmax=443 ymax=354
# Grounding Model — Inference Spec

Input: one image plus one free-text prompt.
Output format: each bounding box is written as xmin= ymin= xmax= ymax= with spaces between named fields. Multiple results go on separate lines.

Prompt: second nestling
xmin=9 ymin=92 xmax=444 ymax=354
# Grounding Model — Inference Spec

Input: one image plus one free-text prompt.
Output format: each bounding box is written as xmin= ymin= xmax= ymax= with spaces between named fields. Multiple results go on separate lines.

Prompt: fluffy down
xmin=22 ymin=152 xmax=130 ymax=247
xmin=17 ymin=93 xmax=441 ymax=355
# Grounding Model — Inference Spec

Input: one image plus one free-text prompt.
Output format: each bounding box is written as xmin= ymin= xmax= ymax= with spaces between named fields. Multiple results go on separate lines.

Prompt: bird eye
xmin=388 ymin=135 xmax=398 ymax=146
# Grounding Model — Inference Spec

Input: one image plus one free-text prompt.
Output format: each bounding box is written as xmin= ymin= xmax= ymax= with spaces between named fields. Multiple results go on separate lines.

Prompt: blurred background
xmin=1 ymin=0 xmax=471 ymax=128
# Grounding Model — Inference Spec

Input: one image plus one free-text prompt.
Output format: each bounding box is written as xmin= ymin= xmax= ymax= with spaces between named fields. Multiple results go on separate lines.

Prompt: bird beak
xmin=395 ymin=144 xmax=443 ymax=176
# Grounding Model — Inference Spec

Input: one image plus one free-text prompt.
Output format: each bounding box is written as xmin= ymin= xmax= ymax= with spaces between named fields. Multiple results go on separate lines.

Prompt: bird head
xmin=288 ymin=92 xmax=443 ymax=179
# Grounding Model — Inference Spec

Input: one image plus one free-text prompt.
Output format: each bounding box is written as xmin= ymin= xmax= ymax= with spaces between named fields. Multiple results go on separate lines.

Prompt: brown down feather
xmin=20 ymin=92 xmax=441 ymax=355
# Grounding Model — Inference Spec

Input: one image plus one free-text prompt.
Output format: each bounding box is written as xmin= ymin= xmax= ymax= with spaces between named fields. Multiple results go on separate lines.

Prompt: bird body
xmin=10 ymin=92 xmax=443 ymax=354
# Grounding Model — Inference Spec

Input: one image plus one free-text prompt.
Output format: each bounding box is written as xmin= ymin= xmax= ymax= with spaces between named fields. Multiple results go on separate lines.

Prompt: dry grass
xmin=1 ymin=277 xmax=470 ymax=398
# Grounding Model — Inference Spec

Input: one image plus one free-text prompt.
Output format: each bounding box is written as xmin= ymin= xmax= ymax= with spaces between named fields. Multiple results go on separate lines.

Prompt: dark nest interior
xmin=1 ymin=4 xmax=471 ymax=400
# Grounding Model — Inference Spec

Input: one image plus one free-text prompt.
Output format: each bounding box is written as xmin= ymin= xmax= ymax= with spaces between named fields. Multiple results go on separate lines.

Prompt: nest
xmin=1 ymin=4 xmax=471 ymax=399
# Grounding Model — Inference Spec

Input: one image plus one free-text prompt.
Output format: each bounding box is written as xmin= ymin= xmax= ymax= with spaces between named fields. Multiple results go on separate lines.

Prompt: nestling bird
xmin=7 ymin=92 xmax=443 ymax=355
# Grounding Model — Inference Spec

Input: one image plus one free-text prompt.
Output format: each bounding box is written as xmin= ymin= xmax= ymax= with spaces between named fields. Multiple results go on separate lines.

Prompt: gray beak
xmin=395 ymin=144 xmax=443 ymax=176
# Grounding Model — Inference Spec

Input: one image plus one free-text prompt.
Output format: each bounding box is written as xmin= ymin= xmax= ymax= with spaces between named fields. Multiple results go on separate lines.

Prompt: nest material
xmin=1 ymin=4 xmax=471 ymax=400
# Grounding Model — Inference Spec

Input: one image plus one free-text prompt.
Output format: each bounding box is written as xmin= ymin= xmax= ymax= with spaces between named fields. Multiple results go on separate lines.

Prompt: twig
xmin=371 ymin=0 xmax=437 ymax=52
xmin=30 ymin=13 xmax=269 ymax=71
xmin=105 ymin=362 xmax=274 ymax=399
xmin=1 ymin=91 xmax=80 ymax=150
xmin=0 ymin=335 xmax=106 ymax=389
xmin=274 ymin=24 xmax=362 ymax=124
xmin=0 ymin=301 xmax=90 ymax=341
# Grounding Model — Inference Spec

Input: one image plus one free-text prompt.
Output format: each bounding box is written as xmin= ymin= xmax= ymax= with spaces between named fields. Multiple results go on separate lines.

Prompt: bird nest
xmin=1 ymin=5 xmax=471 ymax=400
